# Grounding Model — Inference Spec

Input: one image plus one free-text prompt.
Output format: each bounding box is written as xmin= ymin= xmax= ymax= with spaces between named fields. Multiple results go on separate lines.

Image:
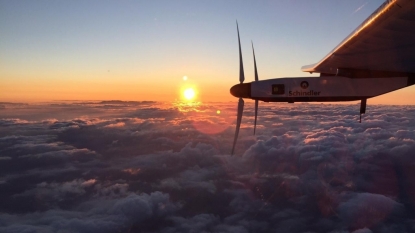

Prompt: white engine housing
xmin=250 ymin=76 xmax=410 ymax=102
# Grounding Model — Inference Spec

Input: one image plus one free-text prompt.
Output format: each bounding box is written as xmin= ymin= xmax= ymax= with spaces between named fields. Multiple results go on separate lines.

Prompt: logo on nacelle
xmin=288 ymin=81 xmax=321 ymax=96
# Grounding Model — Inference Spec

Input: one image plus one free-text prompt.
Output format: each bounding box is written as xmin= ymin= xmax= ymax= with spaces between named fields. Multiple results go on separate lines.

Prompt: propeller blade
xmin=231 ymin=98 xmax=244 ymax=155
xmin=237 ymin=21 xmax=245 ymax=84
xmin=252 ymin=41 xmax=258 ymax=81
xmin=252 ymin=41 xmax=259 ymax=135
xmin=254 ymin=100 xmax=258 ymax=135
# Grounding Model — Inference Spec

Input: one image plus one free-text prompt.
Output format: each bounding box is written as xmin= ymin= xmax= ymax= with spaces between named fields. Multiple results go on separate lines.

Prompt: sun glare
xmin=183 ymin=88 xmax=196 ymax=100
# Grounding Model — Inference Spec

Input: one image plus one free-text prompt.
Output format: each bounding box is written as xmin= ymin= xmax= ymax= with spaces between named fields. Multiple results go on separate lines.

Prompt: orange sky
xmin=2 ymin=74 xmax=415 ymax=105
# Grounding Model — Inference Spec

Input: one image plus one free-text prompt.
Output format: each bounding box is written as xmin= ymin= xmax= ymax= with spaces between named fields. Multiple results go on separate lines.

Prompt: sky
xmin=2 ymin=0 xmax=415 ymax=104
xmin=1 ymin=101 xmax=415 ymax=232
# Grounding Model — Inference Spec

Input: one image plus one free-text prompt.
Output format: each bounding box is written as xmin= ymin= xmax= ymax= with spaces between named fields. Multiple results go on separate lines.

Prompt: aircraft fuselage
xmin=230 ymin=76 xmax=414 ymax=103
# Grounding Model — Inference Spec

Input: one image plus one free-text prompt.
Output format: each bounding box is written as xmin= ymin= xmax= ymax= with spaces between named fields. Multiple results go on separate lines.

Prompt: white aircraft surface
xmin=231 ymin=0 xmax=415 ymax=154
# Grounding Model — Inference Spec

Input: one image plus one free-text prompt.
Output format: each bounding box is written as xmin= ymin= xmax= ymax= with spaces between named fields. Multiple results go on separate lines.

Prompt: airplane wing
xmin=301 ymin=0 xmax=415 ymax=75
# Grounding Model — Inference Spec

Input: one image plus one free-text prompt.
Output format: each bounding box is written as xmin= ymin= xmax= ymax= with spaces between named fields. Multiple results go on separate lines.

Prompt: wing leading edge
xmin=302 ymin=0 xmax=415 ymax=75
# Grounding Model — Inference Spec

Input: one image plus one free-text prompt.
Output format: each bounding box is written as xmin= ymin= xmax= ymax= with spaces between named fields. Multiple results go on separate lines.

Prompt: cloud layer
xmin=1 ymin=101 xmax=415 ymax=232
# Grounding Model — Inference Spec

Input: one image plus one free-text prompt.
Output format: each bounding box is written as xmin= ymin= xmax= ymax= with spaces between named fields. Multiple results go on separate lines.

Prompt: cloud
xmin=338 ymin=192 xmax=403 ymax=230
xmin=104 ymin=122 xmax=126 ymax=128
xmin=1 ymin=102 xmax=415 ymax=232
xmin=0 ymin=192 xmax=180 ymax=233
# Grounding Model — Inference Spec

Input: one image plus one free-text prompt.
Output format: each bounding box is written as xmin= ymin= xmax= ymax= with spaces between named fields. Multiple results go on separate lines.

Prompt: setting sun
xmin=183 ymin=88 xmax=196 ymax=100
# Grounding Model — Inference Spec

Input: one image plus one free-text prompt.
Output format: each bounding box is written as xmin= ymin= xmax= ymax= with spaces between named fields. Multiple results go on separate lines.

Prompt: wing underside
xmin=302 ymin=0 xmax=415 ymax=75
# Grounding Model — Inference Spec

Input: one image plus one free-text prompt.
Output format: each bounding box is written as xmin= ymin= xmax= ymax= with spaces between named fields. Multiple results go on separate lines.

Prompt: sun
xmin=183 ymin=88 xmax=196 ymax=100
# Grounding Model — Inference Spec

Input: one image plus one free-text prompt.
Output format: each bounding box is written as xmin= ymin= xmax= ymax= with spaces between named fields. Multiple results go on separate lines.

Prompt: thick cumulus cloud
xmin=1 ymin=101 xmax=415 ymax=232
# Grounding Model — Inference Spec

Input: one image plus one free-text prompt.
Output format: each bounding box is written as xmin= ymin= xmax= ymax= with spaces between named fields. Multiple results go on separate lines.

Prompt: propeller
xmin=231 ymin=98 xmax=244 ymax=155
xmin=237 ymin=22 xmax=245 ymax=84
xmin=231 ymin=22 xmax=260 ymax=155
xmin=231 ymin=21 xmax=245 ymax=155
xmin=252 ymin=41 xmax=259 ymax=135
